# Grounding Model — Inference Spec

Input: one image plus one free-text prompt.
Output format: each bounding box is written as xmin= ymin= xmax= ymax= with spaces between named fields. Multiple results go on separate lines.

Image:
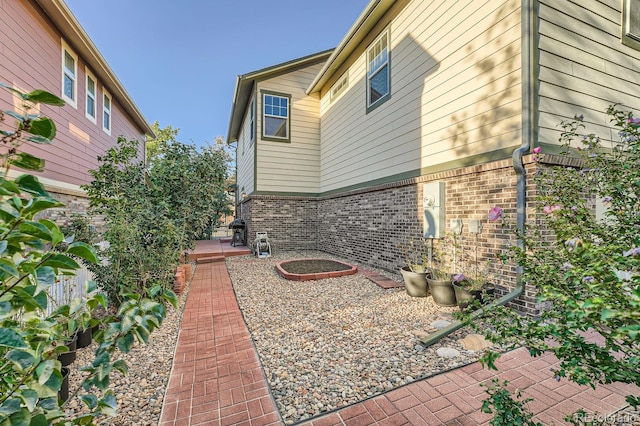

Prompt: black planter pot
xmin=76 ymin=327 xmax=92 ymax=349
xmin=453 ymin=281 xmax=496 ymax=309
xmin=58 ymin=334 xmax=77 ymax=366
xmin=59 ymin=367 xmax=70 ymax=402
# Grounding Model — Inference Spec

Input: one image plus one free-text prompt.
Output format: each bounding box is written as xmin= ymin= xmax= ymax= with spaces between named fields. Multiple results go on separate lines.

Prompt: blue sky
xmin=64 ymin=0 xmax=371 ymax=147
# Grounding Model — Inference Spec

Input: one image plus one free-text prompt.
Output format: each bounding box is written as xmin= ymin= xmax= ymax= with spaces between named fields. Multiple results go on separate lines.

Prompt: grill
xmin=228 ymin=218 xmax=246 ymax=246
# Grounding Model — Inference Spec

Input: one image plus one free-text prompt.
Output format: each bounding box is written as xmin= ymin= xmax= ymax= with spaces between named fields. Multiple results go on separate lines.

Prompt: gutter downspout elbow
xmin=420 ymin=0 xmax=535 ymax=347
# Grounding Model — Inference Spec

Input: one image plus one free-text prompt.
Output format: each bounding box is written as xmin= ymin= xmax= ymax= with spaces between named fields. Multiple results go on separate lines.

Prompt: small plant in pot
xmin=452 ymin=259 xmax=495 ymax=309
xmin=399 ymin=238 xmax=430 ymax=297
xmin=426 ymin=235 xmax=458 ymax=306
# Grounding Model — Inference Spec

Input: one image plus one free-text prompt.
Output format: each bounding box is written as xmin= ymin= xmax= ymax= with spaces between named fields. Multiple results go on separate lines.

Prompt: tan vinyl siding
xmin=537 ymin=0 xmax=640 ymax=146
xmin=255 ymin=63 xmax=323 ymax=193
xmin=237 ymin=101 xmax=255 ymax=196
xmin=319 ymin=0 xmax=523 ymax=193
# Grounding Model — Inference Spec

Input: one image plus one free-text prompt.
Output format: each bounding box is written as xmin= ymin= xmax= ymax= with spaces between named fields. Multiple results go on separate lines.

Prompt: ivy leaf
xmin=66 ymin=242 xmax=98 ymax=263
xmin=0 ymin=178 xmax=20 ymax=195
xmin=24 ymin=198 xmax=64 ymax=217
xmin=600 ymin=309 xmax=617 ymax=321
xmin=25 ymin=90 xmax=65 ymax=106
xmin=0 ymin=398 xmax=21 ymax=416
xmin=0 ymin=328 xmax=27 ymax=348
xmin=28 ymin=116 xmax=56 ymax=140
xmin=19 ymin=389 xmax=39 ymax=412
xmin=80 ymin=394 xmax=98 ymax=410
xmin=0 ymin=258 xmax=19 ymax=277
xmin=36 ymin=266 xmax=56 ymax=286
xmin=41 ymin=254 xmax=80 ymax=270
xmin=9 ymin=152 xmax=46 ymax=172
xmin=116 ymin=333 xmax=134 ymax=353
xmin=14 ymin=174 xmax=50 ymax=197
xmin=7 ymin=349 xmax=35 ymax=371
xmin=36 ymin=360 xmax=55 ymax=385
xmin=112 ymin=359 xmax=129 ymax=375
xmin=18 ymin=221 xmax=52 ymax=241
xmin=0 ymin=301 xmax=12 ymax=316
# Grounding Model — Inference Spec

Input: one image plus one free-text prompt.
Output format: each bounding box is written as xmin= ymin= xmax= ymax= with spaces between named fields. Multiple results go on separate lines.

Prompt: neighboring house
xmin=227 ymin=0 xmax=640 ymax=314
xmin=0 ymin=0 xmax=152 ymax=223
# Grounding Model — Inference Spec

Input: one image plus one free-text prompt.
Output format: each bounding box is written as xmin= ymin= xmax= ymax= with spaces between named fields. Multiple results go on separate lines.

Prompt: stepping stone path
xmin=437 ymin=347 xmax=461 ymax=358
xmin=430 ymin=319 xmax=452 ymax=329
xmin=458 ymin=334 xmax=493 ymax=351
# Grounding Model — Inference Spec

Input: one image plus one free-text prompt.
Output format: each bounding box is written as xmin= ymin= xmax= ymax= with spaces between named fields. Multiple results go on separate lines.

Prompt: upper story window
xmin=85 ymin=68 xmax=97 ymax=123
xmin=61 ymin=40 xmax=78 ymax=108
xmin=623 ymin=0 xmax=640 ymax=50
xmin=330 ymin=72 xmax=349 ymax=102
xmin=103 ymin=91 xmax=112 ymax=135
xmin=262 ymin=92 xmax=290 ymax=141
xmin=249 ymin=98 xmax=255 ymax=146
xmin=366 ymin=30 xmax=390 ymax=111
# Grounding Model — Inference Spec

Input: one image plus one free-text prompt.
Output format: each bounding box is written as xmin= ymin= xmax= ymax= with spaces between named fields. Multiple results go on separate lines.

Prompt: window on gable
xmin=623 ymin=0 xmax=640 ymax=50
xmin=86 ymin=69 xmax=97 ymax=123
xmin=366 ymin=30 xmax=390 ymax=111
xmin=262 ymin=92 xmax=290 ymax=141
xmin=61 ymin=40 xmax=78 ymax=108
xmin=103 ymin=91 xmax=112 ymax=135
xmin=330 ymin=72 xmax=349 ymax=102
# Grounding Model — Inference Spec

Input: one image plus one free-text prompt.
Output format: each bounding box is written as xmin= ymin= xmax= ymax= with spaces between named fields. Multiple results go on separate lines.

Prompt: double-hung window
xmin=85 ymin=69 xmax=97 ymax=123
xmin=366 ymin=30 xmax=390 ymax=111
xmin=103 ymin=91 xmax=112 ymax=135
xmin=249 ymin=98 xmax=255 ymax=147
xmin=262 ymin=92 xmax=290 ymax=141
xmin=61 ymin=40 xmax=78 ymax=108
xmin=623 ymin=0 xmax=640 ymax=50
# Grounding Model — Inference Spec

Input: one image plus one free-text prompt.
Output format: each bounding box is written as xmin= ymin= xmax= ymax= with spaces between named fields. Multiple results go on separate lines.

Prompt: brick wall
xmin=239 ymin=157 xmax=547 ymax=315
xmin=240 ymin=196 xmax=317 ymax=253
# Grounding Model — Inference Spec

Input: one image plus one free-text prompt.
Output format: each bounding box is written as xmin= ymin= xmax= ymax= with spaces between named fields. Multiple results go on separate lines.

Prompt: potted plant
xmin=452 ymin=259 xmax=495 ymax=309
xmin=399 ymin=238 xmax=430 ymax=297
xmin=425 ymin=235 xmax=458 ymax=306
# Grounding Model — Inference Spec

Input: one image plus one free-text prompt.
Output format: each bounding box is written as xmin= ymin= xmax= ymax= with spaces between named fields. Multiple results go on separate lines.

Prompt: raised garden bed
xmin=275 ymin=258 xmax=357 ymax=281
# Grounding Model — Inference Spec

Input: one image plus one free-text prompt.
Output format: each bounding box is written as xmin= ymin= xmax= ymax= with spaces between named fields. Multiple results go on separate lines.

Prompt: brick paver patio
xmin=160 ymin=241 xmax=638 ymax=425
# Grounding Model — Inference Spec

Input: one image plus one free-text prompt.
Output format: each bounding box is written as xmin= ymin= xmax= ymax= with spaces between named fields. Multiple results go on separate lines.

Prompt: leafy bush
xmin=82 ymin=137 xmax=181 ymax=305
xmin=471 ymin=106 xmax=640 ymax=421
xmin=0 ymin=84 xmax=175 ymax=424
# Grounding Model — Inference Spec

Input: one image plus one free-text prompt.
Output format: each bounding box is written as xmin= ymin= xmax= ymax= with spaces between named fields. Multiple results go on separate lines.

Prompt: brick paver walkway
xmin=161 ymin=249 xmax=638 ymax=425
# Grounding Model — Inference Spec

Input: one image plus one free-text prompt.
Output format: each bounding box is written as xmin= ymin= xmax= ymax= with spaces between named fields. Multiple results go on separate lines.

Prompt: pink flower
xmin=532 ymin=147 xmax=542 ymax=154
xmin=453 ymin=273 xmax=465 ymax=283
xmin=543 ymin=205 xmax=562 ymax=214
xmin=488 ymin=206 xmax=503 ymax=222
xmin=628 ymin=117 xmax=640 ymax=128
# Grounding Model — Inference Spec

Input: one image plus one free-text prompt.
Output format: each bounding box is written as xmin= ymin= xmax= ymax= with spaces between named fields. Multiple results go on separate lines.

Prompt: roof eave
xmin=226 ymin=49 xmax=333 ymax=143
xmin=306 ymin=0 xmax=395 ymax=95
xmin=35 ymin=0 xmax=155 ymax=138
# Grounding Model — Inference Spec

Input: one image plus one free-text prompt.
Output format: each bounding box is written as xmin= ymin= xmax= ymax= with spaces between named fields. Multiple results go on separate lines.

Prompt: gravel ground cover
xmin=226 ymin=251 xmax=490 ymax=425
xmin=60 ymin=252 xmax=638 ymax=425
xmin=63 ymin=269 xmax=191 ymax=425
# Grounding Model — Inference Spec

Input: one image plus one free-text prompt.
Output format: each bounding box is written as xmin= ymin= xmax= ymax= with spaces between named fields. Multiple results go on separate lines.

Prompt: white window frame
xmin=249 ymin=98 xmax=255 ymax=147
xmin=622 ymin=0 xmax=640 ymax=50
xmin=85 ymin=68 xmax=97 ymax=123
xmin=102 ymin=90 xmax=112 ymax=135
xmin=261 ymin=92 xmax=290 ymax=142
xmin=366 ymin=29 xmax=391 ymax=112
xmin=61 ymin=40 xmax=78 ymax=108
